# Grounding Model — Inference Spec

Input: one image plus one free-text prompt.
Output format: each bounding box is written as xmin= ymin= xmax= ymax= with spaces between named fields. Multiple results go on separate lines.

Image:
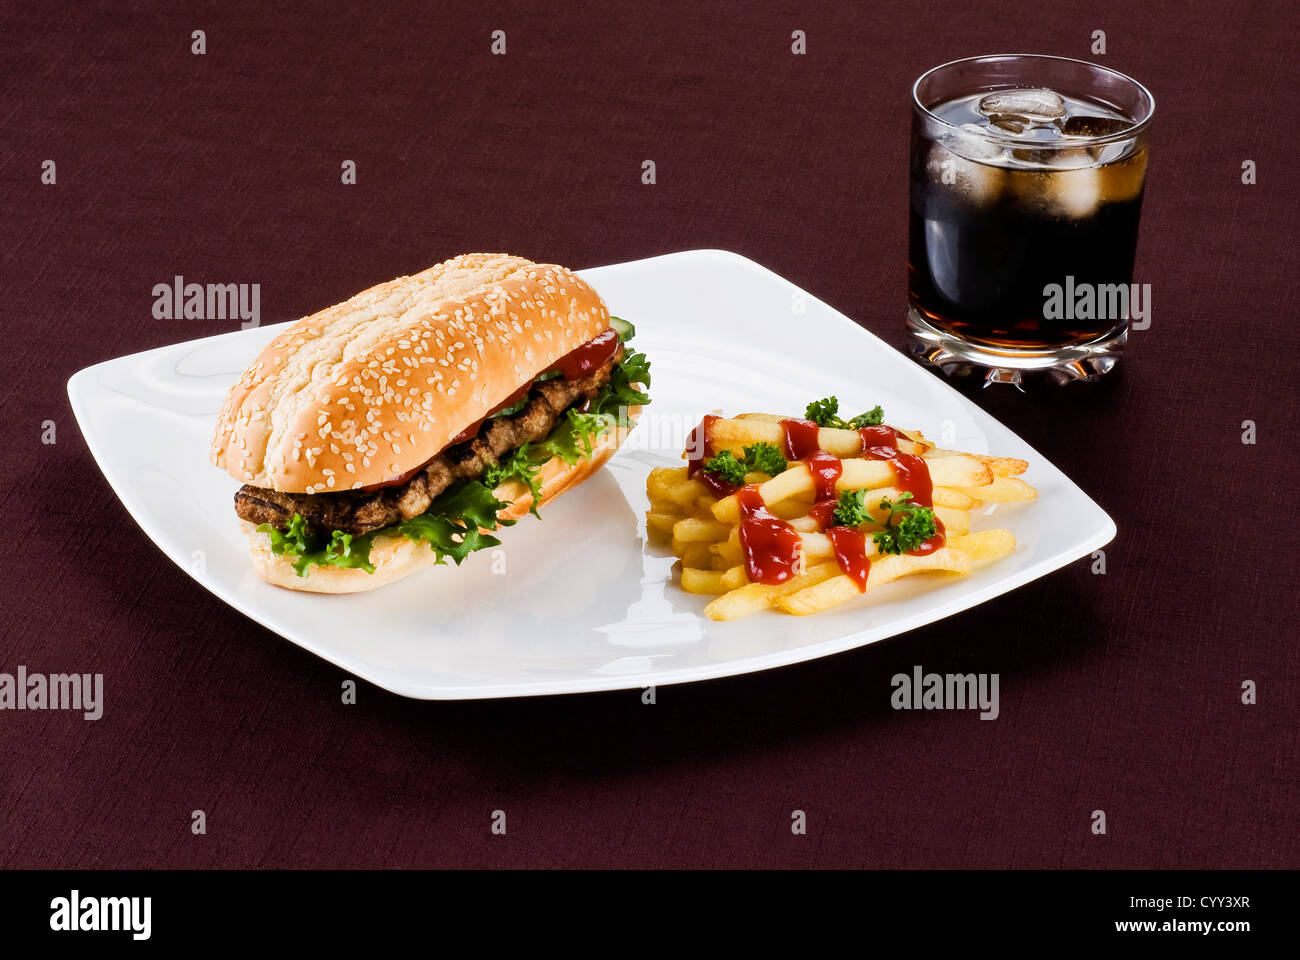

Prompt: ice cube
xmin=1049 ymin=168 xmax=1102 ymax=216
xmin=978 ymin=88 xmax=1066 ymax=123
xmin=927 ymin=130 xmax=1005 ymax=205
xmin=1036 ymin=147 xmax=1095 ymax=169
xmin=1060 ymin=115 xmax=1132 ymax=138
xmin=987 ymin=114 xmax=1026 ymax=135
xmin=950 ymin=122 xmax=1005 ymax=160
xmin=1017 ymin=166 xmax=1100 ymax=217
xmin=1009 ymin=152 xmax=1102 ymax=217
xmin=1096 ymin=149 xmax=1149 ymax=202
xmin=1089 ymin=141 xmax=1131 ymax=165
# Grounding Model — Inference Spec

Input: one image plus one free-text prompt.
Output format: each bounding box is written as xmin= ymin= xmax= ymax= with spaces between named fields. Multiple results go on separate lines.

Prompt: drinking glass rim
xmin=912 ymin=53 xmax=1156 ymax=147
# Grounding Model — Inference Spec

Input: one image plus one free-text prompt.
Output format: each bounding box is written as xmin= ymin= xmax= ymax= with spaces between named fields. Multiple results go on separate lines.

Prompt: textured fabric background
xmin=1 ymin=0 xmax=1296 ymax=868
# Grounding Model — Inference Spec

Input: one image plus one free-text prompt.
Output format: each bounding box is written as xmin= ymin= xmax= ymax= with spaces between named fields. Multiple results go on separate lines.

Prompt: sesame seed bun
xmin=211 ymin=253 xmax=611 ymax=493
xmin=241 ymin=417 xmax=636 ymax=593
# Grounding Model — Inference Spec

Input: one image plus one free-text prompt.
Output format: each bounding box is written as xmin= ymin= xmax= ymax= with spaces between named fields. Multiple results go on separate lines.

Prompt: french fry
xmin=946 ymin=529 xmax=1017 ymax=565
xmin=712 ymin=522 xmax=743 ymax=561
xmin=681 ymin=567 xmax=726 ymax=595
xmin=708 ymin=417 xmax=930 ymax=459
xmin=720 ymin=565 xmax=748 ymax=591
xmin=865 ymin=484 xmax=977 ymax=512
xmin=647 ymin=496 xmax=684 ymax=516
xmin=704 ymin=562 xmax=842 ymax=621
xmin=934 ymin=505 xmax=970 ymax=536
xmin=709 ymin=536 xmax=744 ymax=566
xmin=672 ymin=516 xmax=731 ymax=543
xmin=926 ymin=449 xmax=1028 ymax=477
xmin=774 ymin=548 xmax=972 ymax=616
xmin=712 ymin=455 xmax=992 ymax=522
xmin=767 ymin=498 xmax=812 ymax=520
xmin=933 ymin=487 xmax=980 ymax=510
xmin=646 ymin=466 xmax=687 ymax=498
xmin=798 ymin=531 xmax=835 ymax=562
xmin=944 ymin=476 xmax=1038 ymax=503
xmin=679 ymin=542 xmax=714 ymax=569
xmin=863 ymin=478 xmax=977 ymax=509
xmin=648 ymin=467 xmax=709 ymax=508
xmin=646 ymin=512 xmax=680 ymax=534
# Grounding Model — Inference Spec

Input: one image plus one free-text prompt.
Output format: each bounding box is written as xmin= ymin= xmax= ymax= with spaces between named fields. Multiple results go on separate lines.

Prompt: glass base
xmin=906 ymin=307 xmax=1126 ymax=389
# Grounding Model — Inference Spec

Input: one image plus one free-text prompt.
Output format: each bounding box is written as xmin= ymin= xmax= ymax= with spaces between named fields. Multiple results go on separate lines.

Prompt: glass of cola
xmin=908 ymin=55 xmax=1155 ymax=385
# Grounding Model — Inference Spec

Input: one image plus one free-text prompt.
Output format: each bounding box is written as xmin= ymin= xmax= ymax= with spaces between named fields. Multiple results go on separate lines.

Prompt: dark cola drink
xmin=907 ymin=57 xmax=1154 ymax=384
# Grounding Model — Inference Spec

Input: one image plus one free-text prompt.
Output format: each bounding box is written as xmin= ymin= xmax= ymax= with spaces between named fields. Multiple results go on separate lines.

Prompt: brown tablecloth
xmin=1 ymin=0 xmax=1296 ymax=868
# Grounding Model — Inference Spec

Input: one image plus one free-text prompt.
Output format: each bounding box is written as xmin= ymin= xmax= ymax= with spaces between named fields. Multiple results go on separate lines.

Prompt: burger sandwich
xmin=211 ymin=253 xmax=650 ymax=592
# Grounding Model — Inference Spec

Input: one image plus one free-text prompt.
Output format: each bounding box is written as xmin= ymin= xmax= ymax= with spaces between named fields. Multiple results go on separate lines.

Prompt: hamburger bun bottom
xmin=242 ymin=419 xmax=635 ymax=593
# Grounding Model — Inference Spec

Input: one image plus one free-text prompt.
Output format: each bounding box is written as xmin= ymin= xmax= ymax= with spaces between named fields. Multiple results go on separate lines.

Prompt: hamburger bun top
xmin=211 ymin=254 xmax=610 ymax=493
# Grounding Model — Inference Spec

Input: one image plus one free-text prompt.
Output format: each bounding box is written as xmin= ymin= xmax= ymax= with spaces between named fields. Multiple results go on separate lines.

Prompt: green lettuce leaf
xmin=483 ymin=408 xmax=618 ymax=517
xmin=589 ymin=349 xmax=650 ymax=424
xmin=257 ymin=515 xmax=378 ymax=576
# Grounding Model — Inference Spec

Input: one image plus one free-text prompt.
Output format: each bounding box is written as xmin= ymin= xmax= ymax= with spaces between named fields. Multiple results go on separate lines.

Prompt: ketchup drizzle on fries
xmin=682 ymin=412 xmax=962 ymax=593
xmin=808 ymin=498 xmax=837 ymax=529
xmin=686 ymin=415 xmax=738 ymax=498
xmin=856 ymin=424 xmax=902 ymax=450
xmin=736 ymin=484 xmax=803 ymax=584
xmin=651 ymin=407 xmax=1031 ymax=619
xmin=804 ymin=450 xmax=843 ymax=501
xmin=856 ymin=425 xmax=936 ymax=509
xmin=825 ymin=526 xmax=870 ymax=592
xmin=779 ymin=418 xmax=822 ymax=460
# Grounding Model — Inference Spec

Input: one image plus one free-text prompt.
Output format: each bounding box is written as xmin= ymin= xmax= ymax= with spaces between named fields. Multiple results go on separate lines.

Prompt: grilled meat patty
xmin=235 ymin=352 xmax=619 ymax=536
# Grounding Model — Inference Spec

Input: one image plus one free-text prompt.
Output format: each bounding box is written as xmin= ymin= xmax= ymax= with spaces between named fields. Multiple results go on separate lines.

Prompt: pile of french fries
xmin=646 ymin=413 xmax=1036 ymax=620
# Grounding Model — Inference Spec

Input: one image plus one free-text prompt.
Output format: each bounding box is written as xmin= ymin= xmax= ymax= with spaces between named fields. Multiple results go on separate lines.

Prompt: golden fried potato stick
xmin=704 ymin=562 xmax=843 ymax=621
xmin=709 ymin=535 xmax=744 ymax=566
xmin=925 ymin=449 xmax=1029 ymax=477
xmin=707 ymin=417 xmax=931 ymax=459
xmin=943 ymin=477 xmax=1038 ymax=503
xmin=671 ymin=516 xmax=732 ymax=543
xmin=772 ymin=529 xmax=1017 ymax=616
xmin=774 ymin=548 xmax=972 ymax=616
xmin=946 ymin=528 xmax=1018 ymax=565
xmin=711 ymin=455 xmax=993 ymax=523
xmin=680 ymin=566 xmax=726 ymax=595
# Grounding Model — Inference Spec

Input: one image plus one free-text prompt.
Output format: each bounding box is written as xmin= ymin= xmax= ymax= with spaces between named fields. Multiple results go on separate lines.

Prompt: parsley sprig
xmin=805 ymin=396 xmax=884 ymax=429
xmin=831 ymin=489 xmax=873 ymax=528
xmin=870 ymin=493 xmax=937 ymax=555
xmin=827 ymin=490 xmax=937 ymax=554
xmin=702 ymin=441 xmax=788 ymax=485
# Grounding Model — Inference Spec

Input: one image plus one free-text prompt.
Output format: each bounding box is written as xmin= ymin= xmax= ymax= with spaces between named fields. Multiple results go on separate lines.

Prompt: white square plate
xmin=68 ymin=250 xmax=1115 ymax=699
